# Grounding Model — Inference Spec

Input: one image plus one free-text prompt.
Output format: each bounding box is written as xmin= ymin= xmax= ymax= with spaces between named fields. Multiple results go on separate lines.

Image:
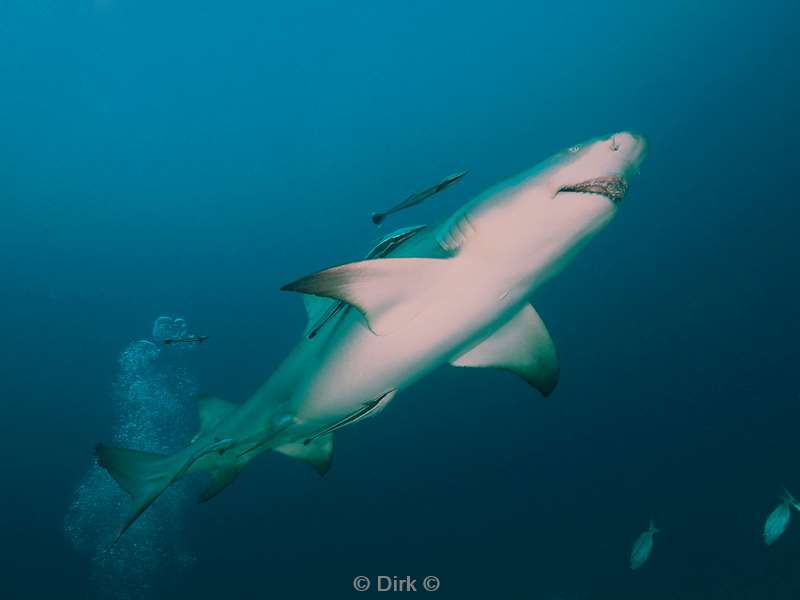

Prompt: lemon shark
xmin=97 ymin=132 xmax=648 ymax=541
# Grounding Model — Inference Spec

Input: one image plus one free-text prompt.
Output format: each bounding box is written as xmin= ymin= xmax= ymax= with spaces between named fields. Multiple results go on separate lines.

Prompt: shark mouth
xmin=559 ymin=175 xmax=628 ymax=202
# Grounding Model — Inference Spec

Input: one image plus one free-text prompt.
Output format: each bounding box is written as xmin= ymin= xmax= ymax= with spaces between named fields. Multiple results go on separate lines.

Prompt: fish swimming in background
xmin=371 ymin=170 xmax=467 ymax=225
xmin=163 ymin=335 xmax=209 ymax=345
xmin=763 ymin=487 xmax=800 ymax=545
xmin=94 ymin=132 xmax=648 ymax=542
xmin=630 ymin=520 xmax=659 ymax=570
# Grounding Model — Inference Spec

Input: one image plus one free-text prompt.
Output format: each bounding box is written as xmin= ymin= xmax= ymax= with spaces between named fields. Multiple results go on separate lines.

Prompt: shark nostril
xmin=610 ymin=136 xmax=620 ymax=152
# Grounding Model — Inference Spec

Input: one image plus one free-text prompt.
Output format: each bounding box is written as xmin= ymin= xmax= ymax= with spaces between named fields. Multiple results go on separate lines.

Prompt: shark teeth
xmin=559 ymin=175 xmax=628 ymax=202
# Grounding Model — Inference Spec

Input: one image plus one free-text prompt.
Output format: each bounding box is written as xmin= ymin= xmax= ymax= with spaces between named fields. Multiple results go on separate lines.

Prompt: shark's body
xmin=97 ymin=132 xmax=648 ymax=540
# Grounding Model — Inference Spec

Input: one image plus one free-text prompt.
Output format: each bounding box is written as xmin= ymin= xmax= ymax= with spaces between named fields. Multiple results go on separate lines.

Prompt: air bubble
xmin=64 ymin=317 xmax=199 ymax=599
xmin=152 ymin=315 xmax=202 ymax=351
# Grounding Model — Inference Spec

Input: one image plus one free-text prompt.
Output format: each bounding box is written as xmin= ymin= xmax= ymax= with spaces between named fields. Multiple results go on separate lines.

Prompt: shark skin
xmin=96 ymin=132 xmax=649 ymax=540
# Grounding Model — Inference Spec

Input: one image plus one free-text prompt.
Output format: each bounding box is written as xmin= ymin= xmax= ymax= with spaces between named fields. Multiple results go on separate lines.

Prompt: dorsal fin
xmin=193 ymin=394 xmax=237 ymax=442
xmin=451 ymin=304 xmax=559 ymax=396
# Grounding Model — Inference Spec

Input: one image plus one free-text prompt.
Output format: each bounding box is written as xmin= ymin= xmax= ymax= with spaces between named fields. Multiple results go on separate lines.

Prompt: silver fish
xmin=372 ymin=170 xmax=467 ymax=225
xmin=630 ymin=519 xmax=659 ymax=570
xmin=764 ymin=487 xmax=800 ymax=545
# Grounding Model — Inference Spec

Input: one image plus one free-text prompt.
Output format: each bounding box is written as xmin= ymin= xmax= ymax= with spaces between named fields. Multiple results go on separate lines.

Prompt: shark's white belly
xmin=291 ymin=259 xmax=521 ymax=426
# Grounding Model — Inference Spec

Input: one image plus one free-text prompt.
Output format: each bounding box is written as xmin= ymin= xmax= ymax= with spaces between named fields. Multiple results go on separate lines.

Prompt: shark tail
xmin=95 ymin=444 xmax=184 ymax=543
xmin=96 ymin=394 xmax=250 ymax=541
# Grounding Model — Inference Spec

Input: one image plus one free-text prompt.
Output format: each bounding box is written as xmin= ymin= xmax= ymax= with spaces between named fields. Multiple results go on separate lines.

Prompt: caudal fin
xmin=95 ymin=444 xmax=177 ymax=542
xmin=649 ymin=519 xmax=660 ymax=534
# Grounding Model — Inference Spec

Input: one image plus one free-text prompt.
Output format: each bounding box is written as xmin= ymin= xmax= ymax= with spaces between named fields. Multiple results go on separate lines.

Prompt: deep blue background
xmin=2 ymin=1 xmax=799 ymax=598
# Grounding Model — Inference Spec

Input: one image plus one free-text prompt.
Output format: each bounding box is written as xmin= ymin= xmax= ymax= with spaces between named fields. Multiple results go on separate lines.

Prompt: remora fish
xmin=630 ymin=519 xmax=659 ymax=570
xmin=763 ymin=487 xmax=800 ymax=545
xmin=95 ymin=132 xmax=648 ymax=541
xmin=371 ymin=170 xmax=467 ymax=225
xmin=163 ymin=335 xmax=209 ymax=345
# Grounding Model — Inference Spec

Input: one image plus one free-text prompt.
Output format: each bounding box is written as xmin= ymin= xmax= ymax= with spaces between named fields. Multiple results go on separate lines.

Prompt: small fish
xmin=371 ymin=170 xmax=467 ymax=226
xmin=303 ymin=389 xmax=396 ymax=444
xmin=163 ymin=335 xmax=209 ymax=345
xmin=763 ymin=487 xmax=800 ymax=545
xmin=171 ymin=437 xmax=234 ymax=483
xmin=630 ymin=519 xmax=659 ymax=570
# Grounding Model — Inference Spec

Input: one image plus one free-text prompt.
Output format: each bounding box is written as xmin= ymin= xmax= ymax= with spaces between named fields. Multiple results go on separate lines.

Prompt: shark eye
xmin=568 ymin=145 xmax=581 ymax=154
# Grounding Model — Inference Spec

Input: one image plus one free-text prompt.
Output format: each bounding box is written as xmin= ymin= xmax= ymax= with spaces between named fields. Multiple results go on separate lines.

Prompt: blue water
xmin=2 ymin=1 xmax=799 ymax=598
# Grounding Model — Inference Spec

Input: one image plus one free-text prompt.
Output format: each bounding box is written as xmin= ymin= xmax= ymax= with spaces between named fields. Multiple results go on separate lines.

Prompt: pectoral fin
xmin=300 ymin=226 xmax=427 ymax=340
xmin=274 ymin=433 xmax=335 ymax=476
xmin=282 ymin=258 xmax=450 ymax=335
xmin=451 ymin=304 xmax=559 ymax=396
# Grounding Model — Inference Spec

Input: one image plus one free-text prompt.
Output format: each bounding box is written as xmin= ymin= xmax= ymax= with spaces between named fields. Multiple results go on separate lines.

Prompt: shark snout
xmin=606 ymin=131 xmax=647 ymax=160
xmin=556 ymin=132 xmax=648 ymax=203
xmin=609 ymin=131 xmax=648 ymax=174
xmin=608 ymin=131 xmax=646 ymax=153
